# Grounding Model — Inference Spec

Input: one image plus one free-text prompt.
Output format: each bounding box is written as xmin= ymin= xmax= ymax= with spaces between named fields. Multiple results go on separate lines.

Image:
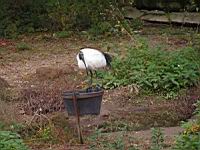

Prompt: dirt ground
xmin=0 ymin=24 xmax=200 ymax=149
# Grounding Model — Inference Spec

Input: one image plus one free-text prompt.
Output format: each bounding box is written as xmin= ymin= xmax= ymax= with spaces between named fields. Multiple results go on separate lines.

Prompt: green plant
xmin=173 ymin=129 xmax=200 ymax=150
xmin=34 ymin=126 xmax=55 ymax=143
xmin=0 ymin=131 xmax=28 ymax=150
xmin=88 ymin=21 xmax=112 ymax=37
xmin=97 ymin=120 xmax=135 ymax=132
xmin=10 ymin=123 xmax=25 ymax=135
xmin=0 ymin=121 xmax=25 ymax=134
xmin=150 ymin=127 xmax=164 ymax=150
xmin=194 ymin=100 xmax=200 ymax=117
xmin=99 ymin=39 xmax=200 ymax=97
xmin=173 ymin=100 xmax=200 ymax=150
xmin=106 ymin=137 xmax=125 ymax=150
xmin=54 ymin=31 xmax=72 ymax=38
xmin=89 ymin=131 xmax=125 ymax=150
xmin=128 ymin=19 xmax=143 ymax=31
xmin=16 ymin=42 xmax=31 ymax=51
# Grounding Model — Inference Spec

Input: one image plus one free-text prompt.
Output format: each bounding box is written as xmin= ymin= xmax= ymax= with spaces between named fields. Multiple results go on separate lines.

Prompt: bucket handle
xmin=72 ymin=91 xmax=83 ymax=144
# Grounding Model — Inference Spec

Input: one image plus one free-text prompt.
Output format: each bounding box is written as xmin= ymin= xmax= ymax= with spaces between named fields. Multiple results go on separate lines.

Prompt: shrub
xmin=99 ymin=40 xmax=200 ymax=97
xmin=88 ymin=22 xmax=113 ymax=36
xmin=0 ymin=0 xmax=49 ymax=38
xmin=21 ymin=86 xmax=64 ymax=115
xmin=0 ymin=0 xmax=125 ymax=38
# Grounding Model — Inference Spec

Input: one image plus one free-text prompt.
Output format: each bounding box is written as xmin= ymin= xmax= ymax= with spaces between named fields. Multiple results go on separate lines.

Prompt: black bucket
xmin=63 ymin=88 xmax=104 ymax=116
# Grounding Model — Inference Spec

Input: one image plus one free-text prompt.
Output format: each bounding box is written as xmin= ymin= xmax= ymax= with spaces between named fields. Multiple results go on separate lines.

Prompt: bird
xmin=76 ymin=48 xmax=112 ymax=89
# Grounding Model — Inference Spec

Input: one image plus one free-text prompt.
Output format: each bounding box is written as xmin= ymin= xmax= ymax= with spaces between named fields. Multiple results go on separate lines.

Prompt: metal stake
xmin=72 ymin=91 xmax=84 ymax=144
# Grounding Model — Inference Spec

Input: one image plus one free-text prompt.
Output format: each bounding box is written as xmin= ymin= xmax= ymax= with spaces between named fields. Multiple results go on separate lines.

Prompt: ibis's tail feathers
xmin=103 ymin=52 xmax=112 ymax=67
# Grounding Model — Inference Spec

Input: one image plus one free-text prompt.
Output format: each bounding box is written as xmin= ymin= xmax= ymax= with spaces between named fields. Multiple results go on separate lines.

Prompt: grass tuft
xmin=16 ymin=42 xmax=31 ymax=51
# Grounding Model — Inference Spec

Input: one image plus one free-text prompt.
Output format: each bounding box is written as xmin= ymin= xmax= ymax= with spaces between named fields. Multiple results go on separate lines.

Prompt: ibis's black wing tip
xmin=103 ymin=52 xmax=112 ymax=67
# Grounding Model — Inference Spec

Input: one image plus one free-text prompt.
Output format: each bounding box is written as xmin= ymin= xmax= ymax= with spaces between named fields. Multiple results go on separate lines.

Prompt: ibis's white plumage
xmin=76 ymin=48 xmax=107 ymax=70
xmin=76 ymin=48 xmax=111 ymax=87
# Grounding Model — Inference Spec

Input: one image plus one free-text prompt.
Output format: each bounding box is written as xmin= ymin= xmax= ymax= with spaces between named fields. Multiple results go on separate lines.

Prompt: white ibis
xmin=76 ymin=48 xmax=112 ymax=87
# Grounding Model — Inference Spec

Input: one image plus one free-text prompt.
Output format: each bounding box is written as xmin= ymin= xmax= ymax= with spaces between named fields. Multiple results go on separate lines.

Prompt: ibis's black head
xmin=78 ymin=51 xmax=87 ymax=69
xmin=103 ymin=52 xmax=112 ymax=67
xmin=78 ymin=51 xmax=84 ymax=61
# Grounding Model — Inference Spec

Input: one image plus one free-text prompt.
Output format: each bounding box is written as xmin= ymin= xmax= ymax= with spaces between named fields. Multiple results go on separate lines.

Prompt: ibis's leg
xmin=89 ymin=70 xmax=93 ymax=87
xmin=81 ymin=59 xmax=90 ymax=83
xmin=95 ymin=70 xmax=98 ymax=78
xmin=85 ymin=68 xmax=89 ymax=76
xmin=94 ymin=70 xmax=100 ymax=88
xmin=82 ymin=60 xmax=88 ymax=76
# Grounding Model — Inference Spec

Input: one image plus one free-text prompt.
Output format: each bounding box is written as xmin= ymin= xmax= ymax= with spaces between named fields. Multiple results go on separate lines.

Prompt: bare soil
xmin=0 ymin=25 xmax=200 ymax=149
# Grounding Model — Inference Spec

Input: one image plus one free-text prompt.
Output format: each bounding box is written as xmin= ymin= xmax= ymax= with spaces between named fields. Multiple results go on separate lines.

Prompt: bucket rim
xmin=63 ymin=89 xmax=104 ymax=99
